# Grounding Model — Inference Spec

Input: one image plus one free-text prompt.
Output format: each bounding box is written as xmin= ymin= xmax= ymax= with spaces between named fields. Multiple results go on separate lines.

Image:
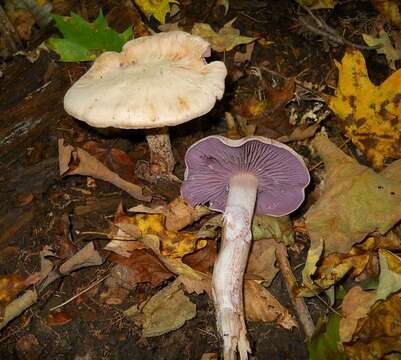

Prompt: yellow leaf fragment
xmin=328 ymin=49 xmax=401 ymax=168
xmin=296 ymin=0 xmax=337 ymax=9
xmin=362 ymin=30 xmax=401 ymax=70
xmin=192 ymin=18 xmax=256 ymax=52
xmin=134 ymin=0 xmax=179 ymax=24
xmin=372 ymin=0 xmax=401 ymax=28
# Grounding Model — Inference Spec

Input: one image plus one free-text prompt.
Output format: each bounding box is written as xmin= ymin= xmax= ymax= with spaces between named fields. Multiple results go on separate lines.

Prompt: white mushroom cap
xmin=64 ymin=31 xmax=227 ymax=129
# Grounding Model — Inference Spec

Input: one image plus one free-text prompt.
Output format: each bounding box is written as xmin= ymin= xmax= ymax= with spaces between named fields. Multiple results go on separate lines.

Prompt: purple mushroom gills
xmin=181 ymin=135 xmax=310 ymax=360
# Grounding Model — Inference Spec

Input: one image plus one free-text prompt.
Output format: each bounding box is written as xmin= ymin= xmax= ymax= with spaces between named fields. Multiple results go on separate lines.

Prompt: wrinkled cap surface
xmin=64 ymin=31 xmax=227 ymax=129
xmin=181 ymin=135 xmax=310 ymax=216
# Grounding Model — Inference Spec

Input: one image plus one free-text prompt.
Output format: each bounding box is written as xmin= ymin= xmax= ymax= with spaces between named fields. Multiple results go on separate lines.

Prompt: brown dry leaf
xmin=46 ymin=311 xmax=72 ymax=326
xmin=327 ymin=49 xmax=401 ymax=168
xmin=200 ymin=353 xmax=218 ymax=360
xmin=59 ymin=242 xmax=103 ymax=275
xmin=58 ymin=139 xmax=150 ymax=202
xmin=182 ymin=240 xmax=217 ymax=275
xmin=339 ymin=286 xmax=376 ymax=343
xmin=177 ymin=273 xmax=213 ymax=297
xmin=300 ymin=252 xmax=370 ymax=297
xmin=7 ymin=9 xmax=35 ymax=40
xmin=372 ymin=0 xmax=401 ymax=28
xmin=344 ymin=293 xmax=401 ymax=359
xmin=276 ymin=123 xmax=320 ymax=143
xmin=234 ymin=43 xmax=255 ymax=63
xmin=192 ymin=18 xmax=256 ymax=52
xmin=305 ymin=133 xmax=401 ymax=256
xmin=109 ymin=250 xmax=173 ymax=288
xmin=110 ymin=212 xmax=207 ymax=279
xmin=124 ymin=279 xmax=196 ymax=337
xmin=244 ymin=280 xmax=297 ymax=329
xmin=164 ymin=197 xmax=210 ymax=231
xmin=246 ymin=239 xmax=278 ymax=285
xmin=297 ymin=0 xmax=337 ymax=9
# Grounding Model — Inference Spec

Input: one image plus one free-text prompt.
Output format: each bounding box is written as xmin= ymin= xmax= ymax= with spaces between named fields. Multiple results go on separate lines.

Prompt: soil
xmin=0 ymin=0 xmax=388 ymax=359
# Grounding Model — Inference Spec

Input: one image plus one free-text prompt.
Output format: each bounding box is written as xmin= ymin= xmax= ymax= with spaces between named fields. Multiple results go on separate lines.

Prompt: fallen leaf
xmin=363 ymin=30 xmax=401 ymax=70
xmin=305 ymin=133 xmax=401 ymax=255
xmin=177 ymin=273 xmax=213 ymax=297
xmin=327 ymin=49 xmax=401 ymax=168
xmin=340 ymin=250 xmax=401 ymax=342
xmin=308 ymin=313 xmax=347 ymax=360
xmin=344 ymin=293 xmax=401 ymax=359
xmin=58 ymin=139 xmax=150 ymax=202
xmin=124 ymin=279 xmax=196 ymax=337
xmin=134 ymin=0 xmax=178 ymax=24
xmin=372 ymin=0 xmax=401 ymax=28
xmin=192 ymin=18 xmax=256 ymax=52
xmin=109 ymin=250 xmax=173 ymax=288
xmin=300 ymin=252 xmax=370 ymax=297
xmin=158 ymin=22 xmax=183 ymax=32
xmin=200 ymin=353 xmax=218 ymax=360
xmin=59 ymin=242 xmax=103 ymax=275
xmin=234 ymin=43 xmax=255 ymax=63
xmin=246 ymin=239 xmax=278 ymax=285
xmin=216 ymin=0 xmax=229 ymax=14
xmin=111 ymin=213 xmax=207 ymax=279
xmin=276 ymin=123 xmax=320 ymax=143
xmin=7 ymin=9 xmax=36 ymax=40
xmin=182 ymin=241 xmax=217 ymax=274
xmin=0 ymin=290 xmax=38 ymax=331
xmin=164 ymin=197 xmax=210 ymax=231
xmin=197 ymin=214 xmax=294 ymax=245
xmin=244 ymin=280 xmax=297 ymax=329
xmin=46 ymin=311 xmax=72 ymax=326
xmin=48 ymin=11 xmax=132 ymax=62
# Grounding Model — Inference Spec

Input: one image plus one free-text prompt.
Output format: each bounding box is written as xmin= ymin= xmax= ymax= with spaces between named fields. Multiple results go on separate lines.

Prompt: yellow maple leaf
xmin=192 ymin=18 xmax=256 ymax=52
xmin=328 ymin=49 xmax=401 ymax=168
xmin=134 ymin=0 xmax=179 ymax=24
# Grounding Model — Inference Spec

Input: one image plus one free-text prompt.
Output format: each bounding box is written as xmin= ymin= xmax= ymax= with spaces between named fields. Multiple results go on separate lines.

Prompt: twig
xmin=298 ymin=6 xmax=381 ymax=51
xmin=0 ymin=5 xmax=22 ymax=53
xmin=275 ymin=242 xmax=315 ymax=338
xmin=49 ymin=274 xmax=110 ymax=312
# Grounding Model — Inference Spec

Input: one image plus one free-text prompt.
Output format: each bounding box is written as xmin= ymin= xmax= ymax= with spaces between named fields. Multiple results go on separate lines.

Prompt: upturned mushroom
xmin=64 ymin=31 xmax=227 ymax=178
xmin=181 ymin=135 xmax=310 ymax=360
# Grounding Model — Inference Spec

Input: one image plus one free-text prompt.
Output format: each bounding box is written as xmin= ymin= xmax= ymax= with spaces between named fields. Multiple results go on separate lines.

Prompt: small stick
xmin=275 ymin=242 xmax=315 ymax=338
xmin=49 ymin=274 xmax=109 ymax=312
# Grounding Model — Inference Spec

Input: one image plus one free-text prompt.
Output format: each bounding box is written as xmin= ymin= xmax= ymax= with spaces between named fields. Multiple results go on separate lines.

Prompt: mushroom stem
xmin=212 ymin=174 xmax=258 ymax=360
xmin=145 ymin=127 xmax=175 ymax=176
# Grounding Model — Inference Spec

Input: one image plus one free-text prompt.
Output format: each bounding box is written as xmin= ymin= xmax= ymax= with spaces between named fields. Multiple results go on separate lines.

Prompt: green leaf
xmin=308 ymin=313 xmax=347 ymax=360
xmin=48 ymin=11 xmax=133 ymax=62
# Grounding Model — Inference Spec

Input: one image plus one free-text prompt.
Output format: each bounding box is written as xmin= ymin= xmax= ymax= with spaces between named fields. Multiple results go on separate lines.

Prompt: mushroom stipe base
xmin=212 ymin=174 xmax=258 ymax=360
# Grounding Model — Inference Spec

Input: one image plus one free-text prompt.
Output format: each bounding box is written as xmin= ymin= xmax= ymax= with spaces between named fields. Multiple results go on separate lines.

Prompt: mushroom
xmin=181 ymin=135 xmax=310 ymax=360
xmin=63 ymin=31 xmax=227 ymax=177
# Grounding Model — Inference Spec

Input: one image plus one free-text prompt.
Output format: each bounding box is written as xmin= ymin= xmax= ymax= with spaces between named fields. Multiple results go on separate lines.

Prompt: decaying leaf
xmin=308 ymin=313 xmax=346 ymax=360
xmin=110 ymin=213 xmax=208 ymax=279
xmin=134 ymin=0 xmax=178 ymax=24
xmin=192 ymin=18 xmax=256 ymax=52
xmin=362 ymin=30 xmax=401 ymax=70
xmin=58 ymin=139 xmax=150 ymax=202
xmin=197 ymin=214 xmax=294 ymax=245
xmin=109 ymin=251 xmax=173 ymax=288
xmin=344 ymin=293 xmax=401 ymax=359
xmin=47 ymin=311 xmax=72 ymax=326
xmin=244 ymin=280 xmax=297 ymax=329
xmin=246 ymin=239 xmax=278 ymax=286
xmin=182 ymin=241 xmax=217 ymax=275
xmin=0 ymin=290 xmax=38 ymax=331
xmin=124 ymin=279 xmax=196 ymax=337
xmin=300 ymin=251 xmax=370 ymax=297
xmin=340 ymin=250 xmax=401 ymax=343
xmin=372 ymin=0 xmax=401 ymax=28
xmin=327 ymin=49 xmax=401 ymax=168
xmin=305 ymin=133 xmax=401 ymax=257
xmin=59 ymin=242 xmax=103 ymax=275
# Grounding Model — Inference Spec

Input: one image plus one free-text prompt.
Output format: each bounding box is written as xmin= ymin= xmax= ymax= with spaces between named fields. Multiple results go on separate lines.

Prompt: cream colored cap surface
xmin=63 ymin=31 xmax=227 ymax=129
